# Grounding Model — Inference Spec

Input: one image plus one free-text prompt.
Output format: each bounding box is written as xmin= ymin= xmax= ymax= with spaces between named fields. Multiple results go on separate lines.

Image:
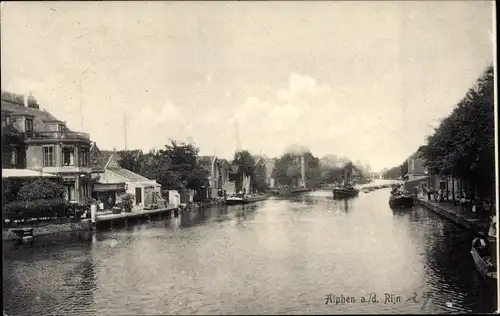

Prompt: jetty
xmin=93 ymin=205 xmax=179 ymax=229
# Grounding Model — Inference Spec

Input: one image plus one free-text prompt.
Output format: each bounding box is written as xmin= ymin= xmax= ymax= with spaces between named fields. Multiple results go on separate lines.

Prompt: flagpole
xmin=124 ymin=111 xmax=127 ymax=150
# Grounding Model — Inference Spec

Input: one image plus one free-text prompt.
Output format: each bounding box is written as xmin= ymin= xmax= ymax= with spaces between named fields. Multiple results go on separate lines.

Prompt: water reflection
xmin=3 ymin=186 xmax=497 ymax=315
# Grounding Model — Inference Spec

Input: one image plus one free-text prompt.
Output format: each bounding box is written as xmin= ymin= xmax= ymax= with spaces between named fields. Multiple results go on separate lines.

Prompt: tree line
xmin=115 ymin=142 xmax=372 ymax=192
xmin=382 ymin=66 xmax=494 ymax=198
xmin=420 ymin=66 xmax=494 ymax=199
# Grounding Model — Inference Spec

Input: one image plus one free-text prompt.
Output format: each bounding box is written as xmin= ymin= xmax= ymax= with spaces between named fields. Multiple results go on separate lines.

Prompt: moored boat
xmin=332 ymin=185 xmax=359 ymax=199
xmin=226 ymin=194 xmax=269 ymax=205
xmin=471 ymin=237 xmax=497 ymax=283
xmin=389 ymin=192 xmax=414 ymax=209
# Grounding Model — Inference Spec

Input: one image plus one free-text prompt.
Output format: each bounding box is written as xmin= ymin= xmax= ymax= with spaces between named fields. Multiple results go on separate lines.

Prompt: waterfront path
xmin=415 ymin=198 xmax=489 ymax=233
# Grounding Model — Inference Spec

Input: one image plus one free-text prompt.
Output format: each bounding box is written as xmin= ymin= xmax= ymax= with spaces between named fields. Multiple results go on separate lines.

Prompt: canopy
xmin=2 ymin=169 xmax=58 ymax=179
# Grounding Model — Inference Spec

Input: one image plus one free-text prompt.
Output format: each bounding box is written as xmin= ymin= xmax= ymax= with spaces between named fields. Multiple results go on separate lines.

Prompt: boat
xmin=389 ymin=192 xmax=414 ymax=209
xmin=332 ymin=167 xmax=360 ymax=199
xmin=332 ymin=185 xmax=359 ymax=199
xmin=471 ymin=237 xmax=497 ymax=283
xmin=226 ymin=194 xmax=269 ymax=205
xmin=290 ymin=187 xmax=312 ymax=194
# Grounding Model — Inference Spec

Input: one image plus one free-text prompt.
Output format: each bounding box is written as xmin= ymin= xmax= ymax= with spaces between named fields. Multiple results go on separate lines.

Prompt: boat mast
xmin=300 ymin=154 xmax=305 ymax=188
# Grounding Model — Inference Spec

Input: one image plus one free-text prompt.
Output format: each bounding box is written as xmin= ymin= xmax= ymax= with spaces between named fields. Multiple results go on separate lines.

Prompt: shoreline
xmin=415 ymin=198 xmax=489 ymax=234
xmin=3 ymin=220 xmax=91 ymax=241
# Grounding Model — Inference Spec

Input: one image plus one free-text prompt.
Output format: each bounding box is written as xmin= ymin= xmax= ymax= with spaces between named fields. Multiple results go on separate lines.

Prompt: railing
xmin=25 ymin=131 xmax=90 ymax=140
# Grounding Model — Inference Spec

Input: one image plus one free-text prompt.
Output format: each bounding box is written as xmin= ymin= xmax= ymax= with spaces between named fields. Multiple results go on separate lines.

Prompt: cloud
xmin=232 ymin=73 xmax=372 ymax=159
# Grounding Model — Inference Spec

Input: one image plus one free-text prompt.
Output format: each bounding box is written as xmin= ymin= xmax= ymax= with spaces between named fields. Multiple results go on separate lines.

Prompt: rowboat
xmin=471 ymin=237 xmax=497 ymax=283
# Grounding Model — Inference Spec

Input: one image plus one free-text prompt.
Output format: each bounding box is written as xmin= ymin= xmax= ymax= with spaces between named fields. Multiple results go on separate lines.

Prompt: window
xmin=42 ymin=146 xmax=55 ymax=167
xmin=58 ymin=124 xmax=65 ymax=132
xmin=439 ymin=181 xmax=446 ymax=190
xmin=25 ymin=118 xmax=33 ymax=132
xmin=80 ymin=148 xmax=89 ymax=166
xmin=62 ymin=147 xmax=75 ymax=166
xmin=11 ymin=148 xmax=18 ymax=166
xmin=64 ymin=184 xmax=76 ymax=202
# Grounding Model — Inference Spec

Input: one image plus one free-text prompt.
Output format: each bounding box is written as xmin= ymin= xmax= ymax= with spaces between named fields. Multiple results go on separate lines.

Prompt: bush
xmin=121 ymin=193 xmax=135 ymax=212
xmin=17 ymin=179 xmax=64 ymax=201
xmin=3 ymin=199 xmax=69 ymax=222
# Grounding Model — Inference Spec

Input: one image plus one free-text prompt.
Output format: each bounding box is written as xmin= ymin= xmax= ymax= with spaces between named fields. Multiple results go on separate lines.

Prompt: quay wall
xmin=3 ymin=220 xmax=90 ymax=241
xmin=415 ymin=199 xmax=488 ymax=233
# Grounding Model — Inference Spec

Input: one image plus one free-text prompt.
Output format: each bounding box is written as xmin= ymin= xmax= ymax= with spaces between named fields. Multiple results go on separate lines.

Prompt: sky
xmin=1 ymin=1 xmax=494 ymax=172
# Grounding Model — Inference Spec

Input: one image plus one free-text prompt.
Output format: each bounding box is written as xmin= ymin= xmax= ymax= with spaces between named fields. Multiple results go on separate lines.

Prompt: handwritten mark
xmin=406 ymin=292 xmax=432 ymax=311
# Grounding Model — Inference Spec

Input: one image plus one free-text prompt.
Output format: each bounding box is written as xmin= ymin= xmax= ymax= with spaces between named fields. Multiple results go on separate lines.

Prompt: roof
xmin=89 ymin=141 xmax=122 ymax=172
xmin=107 ymin=167 xmax=155 ymax=183
xmin=198 ymin=155 xmax=216 ymax=172
xmin=2 ymin=169 xmax=58 ymax=179
xmin=1 ymin=99 xmax=60 ymax=122
xmin=265 ymin=160 xmax=275 ymax=178
xmin=90 ymin=147 xmax=115 ymax=172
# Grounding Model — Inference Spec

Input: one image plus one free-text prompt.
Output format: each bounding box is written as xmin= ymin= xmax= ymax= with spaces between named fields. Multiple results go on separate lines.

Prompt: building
xmin=403 ymin=146 xmax=430 ymax=192
xmin=89 ymin=143 xmax=163 ymax=209
xmin=253 ymin=156 xmax=268 ymax=192
xmin=1 ymin=91 xmax=92 ymax=204
xmin=403 ymin=146 xmax=462 ymax=198
xmin=198 ymin=155 xmax=221 ymax=199
xmin=2 ymin=107 xmax=26 ymax=169
xmin=265 ymin=159 xmax=276 ymax=188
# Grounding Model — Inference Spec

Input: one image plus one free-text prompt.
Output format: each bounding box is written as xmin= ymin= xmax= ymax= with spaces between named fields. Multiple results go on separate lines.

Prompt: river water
xmin=3 ymin=180 xmax=497 ymax=315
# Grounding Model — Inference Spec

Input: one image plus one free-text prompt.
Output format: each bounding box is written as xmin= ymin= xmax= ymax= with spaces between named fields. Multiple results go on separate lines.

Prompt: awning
xmin=93 ymin=182 xmax=126 ymax=192
xmin=2 ymin=169 xmax=58 ymax=179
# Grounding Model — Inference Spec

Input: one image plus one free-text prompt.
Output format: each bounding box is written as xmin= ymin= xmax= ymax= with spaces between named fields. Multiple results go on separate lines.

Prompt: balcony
xmin=25 ymin=131 xmax=90 ymax=142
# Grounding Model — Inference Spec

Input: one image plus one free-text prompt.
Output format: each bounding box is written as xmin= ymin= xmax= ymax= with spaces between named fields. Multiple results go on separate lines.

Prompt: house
xmin=403 ymin=146 xmax=461 ymax=198
xmin=253 ymin=156 xmax=268 ymax=192
xmin=264 ymin=159 xmax=276 ymax=188
xmin=89 ymin=143 xmax=163 ymax=209
xmin=197 ymin=156 xmax=233 ymax=199
xmin=218 ymin=158 xmax=231 ymax=188
xmin=403 ymin=146 xmax=430 ymax=191
xmin=198 ymin=155 xmax=220 ymax=199
xmin=1 ymin=91 xmax=92 ymax=204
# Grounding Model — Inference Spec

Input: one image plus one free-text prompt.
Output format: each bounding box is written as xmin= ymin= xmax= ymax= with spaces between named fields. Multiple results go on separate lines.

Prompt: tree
xmin=17 ymin=179 xmax=65 ymax=201
xmin=273 ymin=153 xmax=298 ymax=186
xmin=253 ymin=162 xmax=268 ymax=192
xmin=117 ymin=150 xmax=144 ymax=174
xmin=400 ymin=160 xmax=408 ymax=178
xmin=304 ymin=152 xmax=321 ymax=188
xmin=233 ymin=150 xmax=256 ymax=175
xmin=420 ymin=65 xmax=494 ymax=198
xmin=158 ymin=141 xmax=208 ymax=191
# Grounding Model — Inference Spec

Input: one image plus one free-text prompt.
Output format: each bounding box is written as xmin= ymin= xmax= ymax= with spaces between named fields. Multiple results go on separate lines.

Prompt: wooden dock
xmin=94 ymin=206 xmax=179 ymax=227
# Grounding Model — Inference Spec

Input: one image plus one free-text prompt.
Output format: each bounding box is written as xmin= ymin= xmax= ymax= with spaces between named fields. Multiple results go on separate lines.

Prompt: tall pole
xmin=124 ymin=111 xmax=127 ymax=150
xmin=234 ymin=119 xmax=241 ymax=152
xmin=79 ymin=77 xmax=83 ymax=132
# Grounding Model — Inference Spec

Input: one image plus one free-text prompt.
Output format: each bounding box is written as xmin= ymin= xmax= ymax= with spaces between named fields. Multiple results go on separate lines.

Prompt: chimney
xmin=23 ymin=94 xmax=28 ymax=107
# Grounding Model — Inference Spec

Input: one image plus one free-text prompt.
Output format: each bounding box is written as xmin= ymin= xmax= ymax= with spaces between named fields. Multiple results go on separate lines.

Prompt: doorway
xmin=135 ymin=187 xmax=142 ymax=205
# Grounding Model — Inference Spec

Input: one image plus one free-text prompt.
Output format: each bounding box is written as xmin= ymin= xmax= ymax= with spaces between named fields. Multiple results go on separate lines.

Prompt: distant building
xmin=265 ymin=159 xmax=276 ymax=188
xmin=1 ymin=90 xmax=92 ymax=204
xmin=405 ymin=146 xmax=429 ymax=182
xmin=198 ymin=155 xmax=220 ymax=199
